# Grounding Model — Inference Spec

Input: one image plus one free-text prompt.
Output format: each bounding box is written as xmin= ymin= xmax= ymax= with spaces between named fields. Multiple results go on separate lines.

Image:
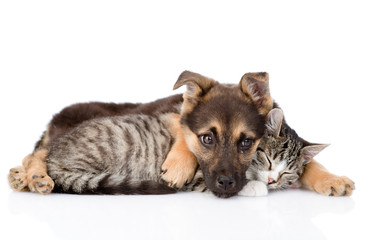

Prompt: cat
xmin=238 ymin=108 xmax=328 ymax=196
xmin=185 ymin=108 xmax=328 ymax=197
xmin=47 ymin=113 xmax=180 ymax=194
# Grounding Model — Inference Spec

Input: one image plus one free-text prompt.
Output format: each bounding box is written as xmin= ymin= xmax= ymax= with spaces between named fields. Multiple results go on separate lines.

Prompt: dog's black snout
xmin=216 ymin=176 xmax=235 ymax=190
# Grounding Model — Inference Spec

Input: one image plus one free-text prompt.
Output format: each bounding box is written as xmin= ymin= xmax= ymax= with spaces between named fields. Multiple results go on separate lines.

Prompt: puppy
xmin=9 ymin=71 xmax=272 ymax=198
xmin=169 ymin=71 xmax=272 ymax=197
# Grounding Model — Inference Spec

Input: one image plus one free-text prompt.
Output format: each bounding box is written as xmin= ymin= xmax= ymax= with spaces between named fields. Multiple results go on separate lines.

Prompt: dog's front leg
xmin=160 ymin=113 xmax=198 ymax=188
xmin=300 ymin=159 xmax=355 ymax=196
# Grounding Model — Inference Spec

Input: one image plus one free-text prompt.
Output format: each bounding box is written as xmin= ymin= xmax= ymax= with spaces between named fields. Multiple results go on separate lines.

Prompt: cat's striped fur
xmin=249 ymin=109 xmax=328 ymax=192
xmin=47 ymin=114 xmax=177 ymax=194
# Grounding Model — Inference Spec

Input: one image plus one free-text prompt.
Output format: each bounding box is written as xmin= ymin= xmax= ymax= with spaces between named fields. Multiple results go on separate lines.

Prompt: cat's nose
xmin=216 ymin=176 xmax=235 ymax=190
xmin=268 ymin=177 xmax=276 ymax=184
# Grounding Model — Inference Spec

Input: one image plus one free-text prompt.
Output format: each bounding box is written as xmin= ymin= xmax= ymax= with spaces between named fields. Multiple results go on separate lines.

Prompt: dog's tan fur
xmin=8 ymin=165 xmax=28 ymax=192
xmin=300 ymin=160 xmax=355 ymax=196
xmin=160 ymin=113 xmax=198 ymax=188
xmin=24 ymin=149 xmax=54 ymax=194
xmin=9 ymin=148 xmax=54 ymax=194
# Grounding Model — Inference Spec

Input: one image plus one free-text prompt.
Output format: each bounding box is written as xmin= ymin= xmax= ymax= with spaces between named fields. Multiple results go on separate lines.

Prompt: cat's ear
xmin=239 ymin=72 xmax=273 ymax=116
xmin=301 ymin=144 xmax=329 ymax=164
xmin=173 ymin=71 xmax=217 ymax=99
xmin=265 ymin=108 xmax=284 ymax=137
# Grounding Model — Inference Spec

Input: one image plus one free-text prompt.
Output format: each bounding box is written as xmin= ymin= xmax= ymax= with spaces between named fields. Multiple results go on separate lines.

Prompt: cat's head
xmin=251 ymin=108 xmax=328 ymax=190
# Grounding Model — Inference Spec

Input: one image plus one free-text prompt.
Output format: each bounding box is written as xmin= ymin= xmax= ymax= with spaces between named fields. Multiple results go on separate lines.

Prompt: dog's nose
xmin=216 ymin=175 xmax=235 ymax=190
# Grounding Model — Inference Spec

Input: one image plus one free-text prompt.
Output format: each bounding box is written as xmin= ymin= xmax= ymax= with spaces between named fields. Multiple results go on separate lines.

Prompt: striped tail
xmin=51 ymin=172 xmax=176 ymax=195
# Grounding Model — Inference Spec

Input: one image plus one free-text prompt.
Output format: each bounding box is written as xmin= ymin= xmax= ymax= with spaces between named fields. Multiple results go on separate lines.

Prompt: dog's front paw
xmin=239 ymin=181 xmax=268 ymax=197
xmin=161 ymin=150 xmax=198 ymax=189
xmin=28 ymin=172 xmax=54 ymax=195
xmin=8 ymin=166 xmax=28 ymax=192
xmin=313 ymin=175 xmax=355 ymax=197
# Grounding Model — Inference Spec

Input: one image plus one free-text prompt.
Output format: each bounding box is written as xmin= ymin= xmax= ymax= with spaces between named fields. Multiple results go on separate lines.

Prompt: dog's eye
xmin=200 ymin=134 xmax=214 ymax=146
xmin=240 ymin=138 xmax=253 ymax=150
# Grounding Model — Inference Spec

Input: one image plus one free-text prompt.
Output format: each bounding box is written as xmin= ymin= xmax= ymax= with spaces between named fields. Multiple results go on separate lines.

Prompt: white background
xmin=1 ymin=1 xmax=376 ymax=239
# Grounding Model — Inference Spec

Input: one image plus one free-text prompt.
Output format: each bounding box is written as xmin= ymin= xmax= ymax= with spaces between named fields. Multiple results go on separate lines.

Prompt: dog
xmin=168 ymin=71 xmax=273 ymax=197
xmin=8 ymin=71 xmax=273 ymax=198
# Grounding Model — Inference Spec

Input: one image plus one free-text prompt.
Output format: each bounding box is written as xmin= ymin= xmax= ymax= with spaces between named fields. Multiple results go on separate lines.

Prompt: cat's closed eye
xmin=277 ymin=171 xmax=293 ymax=182
xmin=280 ymin=171 xmax=291 ymax=177
xmin=257 ymin=150 xmax=273 ymax=170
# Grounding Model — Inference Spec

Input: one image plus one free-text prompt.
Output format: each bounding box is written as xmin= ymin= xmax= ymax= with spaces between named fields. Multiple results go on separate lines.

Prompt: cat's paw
xmin=161 ymin=150 xmax=198 ymax=189
xmin=239 ymin=181 xmax=268 ymax=197
xmin=313 ymin=175 xmax=355 ymax=197
xmin=8 ymin=166 xmax=29 ymax=192
xmin=28 ymin=172 xmax=54 ymax=195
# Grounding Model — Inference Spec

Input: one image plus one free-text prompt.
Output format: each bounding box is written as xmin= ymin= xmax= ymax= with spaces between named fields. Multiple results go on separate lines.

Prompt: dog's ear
xmin=174 ymin=71 xmax=218 ymax=116
xmin=173 ymin=71 xmax=217 ymax=99
xmin=239 ymin=72 xmax=273 ymax=116
xmin=265 ymin=108 xmax=284 ymax=138
xmin=301 ymin=143 xmax=329 ymax=164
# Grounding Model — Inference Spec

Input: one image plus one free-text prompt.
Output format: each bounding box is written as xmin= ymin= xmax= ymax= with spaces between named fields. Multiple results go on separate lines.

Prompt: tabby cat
xmin=47 ymin=113 xmax=179 ymax=194
xmin=185 ymin=108 xmax=327 ymax=196
xmin=242 ymin=109 xmax=327 ymax=196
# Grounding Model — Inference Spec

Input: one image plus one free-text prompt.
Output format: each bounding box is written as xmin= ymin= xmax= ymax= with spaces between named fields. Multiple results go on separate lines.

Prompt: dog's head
xmin=174 ymin=71 xmax=273 ymax=198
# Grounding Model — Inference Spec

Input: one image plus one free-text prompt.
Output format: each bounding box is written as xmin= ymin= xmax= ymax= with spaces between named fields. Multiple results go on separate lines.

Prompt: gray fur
xmin=47 ymin=114 xmax=174 ymax=194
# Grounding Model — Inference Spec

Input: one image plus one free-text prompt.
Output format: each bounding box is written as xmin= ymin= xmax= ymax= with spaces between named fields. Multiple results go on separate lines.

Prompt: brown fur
xmin=232 ymin=122 xmax=257 ymax=142
xmin=240 ymin=72 xmax=273 ymax=116
xmin=300 ymin=160 xmax=355 ymax=196
xmin=174 ymin=71 xmax=272 ymax=198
